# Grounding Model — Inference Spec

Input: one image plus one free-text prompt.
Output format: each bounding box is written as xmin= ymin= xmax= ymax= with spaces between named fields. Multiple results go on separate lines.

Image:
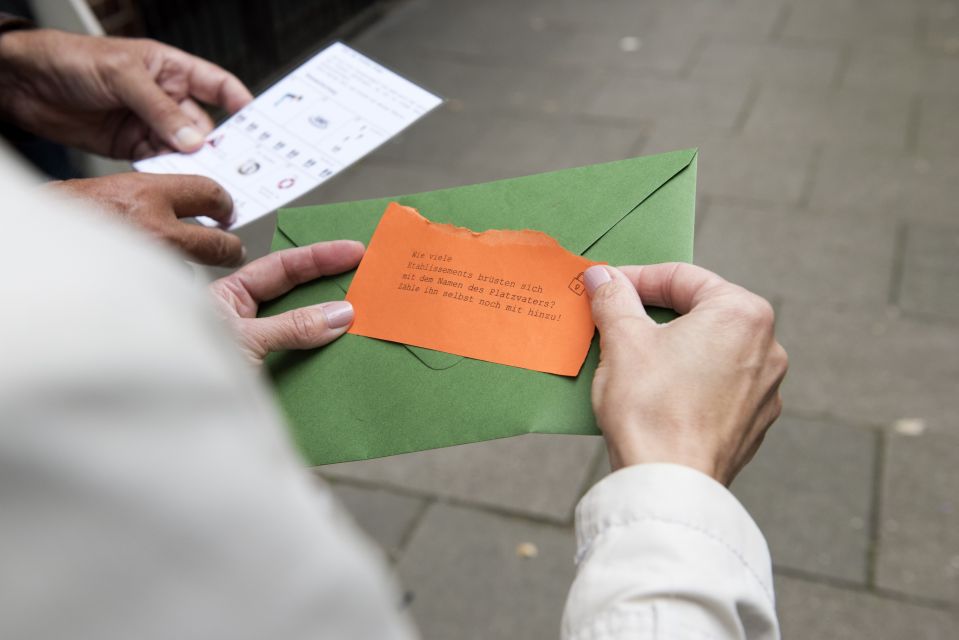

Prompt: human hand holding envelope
xmin=260 ymin=148 xmax=697 ymax=465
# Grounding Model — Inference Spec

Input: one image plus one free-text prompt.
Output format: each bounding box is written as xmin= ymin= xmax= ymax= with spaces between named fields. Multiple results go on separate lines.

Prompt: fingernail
xmin=174 ymin=126 xmax=205 ymax=150
xmin=322 ymin=301 xmax=354 ymax=329
xmin=584 ymin=265 xmax=611 ymax=295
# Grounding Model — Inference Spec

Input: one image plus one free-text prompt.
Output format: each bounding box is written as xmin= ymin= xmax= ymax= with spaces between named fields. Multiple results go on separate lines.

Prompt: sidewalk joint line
xmin=773 ymin=566 xmax=959 ymax=613
xmin=887 ymin=221 xmax=908 ymax=307
xmin=767 ymin=4 xmax=791 ymax=42
xmin=865 ymin=427 xmax=887 ymax=589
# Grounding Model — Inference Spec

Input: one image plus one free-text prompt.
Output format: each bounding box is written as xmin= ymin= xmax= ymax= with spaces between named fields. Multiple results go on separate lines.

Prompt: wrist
xmin=605 ymin=434 xmax=726 ymax=485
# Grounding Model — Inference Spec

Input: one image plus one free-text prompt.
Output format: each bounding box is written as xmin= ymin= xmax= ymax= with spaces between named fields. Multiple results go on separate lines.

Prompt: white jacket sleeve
xmin=562 ymin=464 xmax=780 ymax=639
xmin=0 ymin=146 xmax=418 ymax=640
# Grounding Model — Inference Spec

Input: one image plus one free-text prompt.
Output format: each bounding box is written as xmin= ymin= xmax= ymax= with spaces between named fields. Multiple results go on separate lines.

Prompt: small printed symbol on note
xmin=274 ymin=92 xmax=303 ymax=108
xmin=569 ymin=272 xmax=586 ymax=296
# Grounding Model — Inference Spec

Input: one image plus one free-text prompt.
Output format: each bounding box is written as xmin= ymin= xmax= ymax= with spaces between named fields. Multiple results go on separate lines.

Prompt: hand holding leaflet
xmin=134 ymin=43 xmax=442 ymax=227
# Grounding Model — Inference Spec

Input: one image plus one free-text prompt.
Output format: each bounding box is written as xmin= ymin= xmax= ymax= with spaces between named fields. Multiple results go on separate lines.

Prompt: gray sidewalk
xmin=296 ymin=0 xmax=959 ymax=637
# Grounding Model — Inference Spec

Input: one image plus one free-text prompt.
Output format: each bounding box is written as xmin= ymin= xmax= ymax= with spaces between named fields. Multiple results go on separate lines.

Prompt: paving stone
xmin=690 ymin=41 xmax=842 ymax=88
xmin=326 ymin=482 xmax=426 ymax=559
xmin=732 ymin=417 xmax=877 ymax=584
xmin=779 ymin=0 xmax=920 ymax=47
xmin=368 ymin=107 xmax=642 ymax=175
xmin=775 ymin=305 xmax=959 ymax=433
xmin=775 ymin=575 xmax=959 ymax=639
xmin=291 ymin=160 xmax=466 ymax=207
xmin=365 ymin=105 xmax=488 ymax=168
xmin=654 ymin=0 xmax=788 ymax=41
xmin=641 ymin=124 xmax=816 ymax=206
xmin=521 ymin=29 xmax=702 ymax=76
xmin=359 ymin=0 xmax=692 ymax=76
xmin=919 ymin=94 xmax=959 ymax=155
xmin=743 ymin=86 xmax=913 ymax=152
xmin=808 ymin=148 xmax=959 ymax=227
xmin=694 ymin=203 xmax=897 ymax=309
xmin=586 ymin=75 xmax=751 ymax=128
xmin=898 ymin=222 xmax=959 ymax=322
xmin=504 ymin=0 xmax=664 ymax=33
xmin=843 ymin=43 xmax=959 ymax=95
xmin=922 ymin=0 xmax=959 ymax=55
xmin=339 ymin=49 xmax=607 ymax=117
xmin=356 ymin=0 xmax=556 ymax=61
xmin=397 ymin=503 xmax=576 ymax=640
xmin=877 ymin=432 xmax=959 ymax=603
xmin=320 ymin=435 xmax=604 ymax=522
xmin=457 ymin=113 xmax=645 ymax=179
xmin=584 ymin=450 xmax=612 ymax=491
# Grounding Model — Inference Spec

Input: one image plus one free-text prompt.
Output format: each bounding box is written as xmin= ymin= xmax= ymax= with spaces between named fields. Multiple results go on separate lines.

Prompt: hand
xmin=0 ymin=29 xmax=252 ymax=159
xmin=209 ymin=241 xmax=365 ymax=365
xmin=584 ymin=263 xmax=788 ymax=486
xmin=49 ymin=172 xmax=244 ymax=267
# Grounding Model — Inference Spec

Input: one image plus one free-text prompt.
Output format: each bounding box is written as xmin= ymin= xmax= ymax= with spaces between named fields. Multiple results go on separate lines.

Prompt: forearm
xmin=562 ymin=464 xmax=780 ymax=639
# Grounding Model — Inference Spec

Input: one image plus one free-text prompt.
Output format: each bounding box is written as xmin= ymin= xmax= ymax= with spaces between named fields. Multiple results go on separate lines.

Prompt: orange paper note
xmin=346 ymin=203 xmax=602 ymax=376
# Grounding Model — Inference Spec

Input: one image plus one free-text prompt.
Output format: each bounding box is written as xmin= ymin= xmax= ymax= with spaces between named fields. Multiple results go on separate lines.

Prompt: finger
xmin=141 ymin=174 xmax=234 ymax=225
xmin=111 ymin=64 xmax=208 ymax=152
xmin=182 ymin=53 xmax=254 ymax=113
xmin=227 ymin=241 xmax=366 ymax=305
xmin=179 ymin=97 xmax=216 ymax=133
xmin=131 ymin=138 xmax=164 ymax=161
xmin=245 ymin=301 xmax=354 ymax=355
xmin=584 ymin=265 xmax=652 ymax=334
xmin=165 ymin=223 xmax=245 ymax=267
xmin=617 ymin=263 xmax=735 ymax=315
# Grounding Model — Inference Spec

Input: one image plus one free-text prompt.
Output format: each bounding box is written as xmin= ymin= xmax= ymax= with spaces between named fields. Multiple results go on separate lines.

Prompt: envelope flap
xmin=277 ymin=148 xmax=698 ymax=271
xmin=406 ymin=345 xmax=462 ymax=369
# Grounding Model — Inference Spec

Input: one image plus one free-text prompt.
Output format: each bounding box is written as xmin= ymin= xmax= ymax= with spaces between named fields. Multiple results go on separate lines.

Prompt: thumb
xmin=584 ymin=265 xmax=651 ymax=334
xmin=248 ymin=301 xmax=355 ymax=356
xmin=112 ymin=66 xmax=207 ymax=152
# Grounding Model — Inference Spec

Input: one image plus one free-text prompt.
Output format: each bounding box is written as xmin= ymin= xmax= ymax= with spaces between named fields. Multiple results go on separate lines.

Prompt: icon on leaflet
xmin=569 ymin=272 xmax=586 ymax=296
xmin=274 ymin=92 xmax=303 ymax=107
xmin=206 ymin=134 xmax=224 ymax=148
xmin=277 ymin=177 xmax=296 ymax=190
xmin=237 ymin=160 xmax=261 ymax=175
xmin=308 ymin=115 xmax=329 ymax=129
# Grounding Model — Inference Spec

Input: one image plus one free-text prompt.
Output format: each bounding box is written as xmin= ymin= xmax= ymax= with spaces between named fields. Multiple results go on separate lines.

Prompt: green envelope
xmin=261 ymin=148 xmax=697 ymax=465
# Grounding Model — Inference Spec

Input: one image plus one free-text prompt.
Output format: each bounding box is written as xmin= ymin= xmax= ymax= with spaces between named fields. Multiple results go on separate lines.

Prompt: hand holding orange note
xmin=346 ymin=203 xmax=603 ymax=376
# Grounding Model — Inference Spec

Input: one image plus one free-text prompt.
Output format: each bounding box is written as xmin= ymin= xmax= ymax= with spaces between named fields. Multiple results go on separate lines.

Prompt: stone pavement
xmin=293 ymin=0 xmax=959 ymax=637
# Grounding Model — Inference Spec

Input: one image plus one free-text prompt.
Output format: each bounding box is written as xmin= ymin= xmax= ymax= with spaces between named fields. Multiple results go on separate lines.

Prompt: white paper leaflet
xmin=134 ymin=42 xmax=442 ymax=227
